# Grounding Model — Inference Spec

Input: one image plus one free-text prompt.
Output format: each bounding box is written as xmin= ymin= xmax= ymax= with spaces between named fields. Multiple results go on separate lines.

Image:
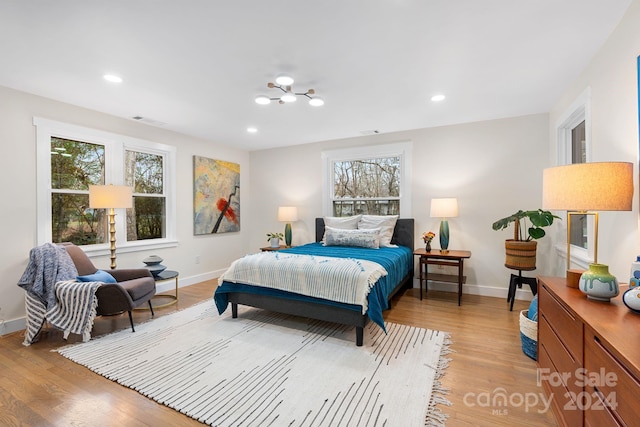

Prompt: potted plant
xmin=267 ymin=232 xmax=284 ymax=248
xmin=492 ymin=209 xmax=560 ymax=270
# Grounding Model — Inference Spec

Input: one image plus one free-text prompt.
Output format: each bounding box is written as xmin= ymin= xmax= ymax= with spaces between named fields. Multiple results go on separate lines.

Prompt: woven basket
xmin=520 ymin=310 xmax=537 ymax=360
xmin=505 ymin=240 xmax=537 ymax=270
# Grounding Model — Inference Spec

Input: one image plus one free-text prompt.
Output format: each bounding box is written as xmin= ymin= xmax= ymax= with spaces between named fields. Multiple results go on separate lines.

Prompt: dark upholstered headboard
xmin=315 ymin=217 xmax=415 ymax=250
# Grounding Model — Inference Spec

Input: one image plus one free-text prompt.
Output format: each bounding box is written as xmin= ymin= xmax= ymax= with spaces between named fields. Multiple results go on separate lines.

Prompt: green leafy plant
xmin=266 ymin=232 xmax=284 ymax=242
xmin=492 ymin=209 xmax=560 ymax=241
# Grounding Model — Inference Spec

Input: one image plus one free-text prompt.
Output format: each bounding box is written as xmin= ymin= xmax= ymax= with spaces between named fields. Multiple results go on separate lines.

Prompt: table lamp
xmin=430 ymin=198 xmax=459 ymax=254
xmin=278 ymin=206 xmax=298 ymax=247
xmin=89 ymin=184 xmax=133 ymax=269
xmin=542 ymin=162 xmax=633 ymax=288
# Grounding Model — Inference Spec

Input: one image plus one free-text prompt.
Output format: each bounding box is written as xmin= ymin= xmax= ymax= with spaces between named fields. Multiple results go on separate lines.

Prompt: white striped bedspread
xmin=220 ymin=252 xmax=388 ymax=313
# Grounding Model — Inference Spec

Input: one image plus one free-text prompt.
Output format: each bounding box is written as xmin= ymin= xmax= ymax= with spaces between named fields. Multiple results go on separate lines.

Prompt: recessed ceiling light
xmin=103 ymin=74 xmax=123 ymax=83
xmin=247 ymin=127 xmax=258 ymax=133
xmin=431 ymin=94 xmax=446 ymax=102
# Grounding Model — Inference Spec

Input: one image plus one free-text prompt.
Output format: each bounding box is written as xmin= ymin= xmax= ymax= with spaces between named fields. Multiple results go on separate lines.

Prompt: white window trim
xmin=321 ymin=141 xmax=412 ymax=217
xmin=34 ymin=117 xmax=178 ymax=256
xmin=555 ymin=88 xmax=593 ymax=269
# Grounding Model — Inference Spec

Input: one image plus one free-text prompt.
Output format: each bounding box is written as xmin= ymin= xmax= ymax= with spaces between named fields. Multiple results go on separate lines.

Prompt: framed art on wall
xmin=193 ymin=155 xmax=240 ymax=234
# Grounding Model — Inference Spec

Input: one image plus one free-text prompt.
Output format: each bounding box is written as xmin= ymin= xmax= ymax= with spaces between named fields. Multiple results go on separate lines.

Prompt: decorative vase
xmin=579 ymin=263 xmax=619 ymax=302
xmin=439 ymin=220 xmax=449 ymax=253
xmin=143 ymin=255 xmax=166 ymax=277
xmin=425 ymin=241 xmax=431 ymax=252
xmin=623 ymin=287 xmax=640 ymax=313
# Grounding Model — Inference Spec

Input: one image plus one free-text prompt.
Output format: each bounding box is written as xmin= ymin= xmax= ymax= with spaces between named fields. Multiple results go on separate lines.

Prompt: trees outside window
xmin=322 ymin=142 xmax=411 ymax=217
xmin=36 ymin=118 xmax=176 ymax=252
xmin=332 ymin=156 xmax=400 ymax=216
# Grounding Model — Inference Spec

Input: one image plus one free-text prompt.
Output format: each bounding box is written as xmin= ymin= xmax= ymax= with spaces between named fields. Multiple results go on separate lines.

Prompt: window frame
xmin=555 ymin=88 xmax=593 ymax=268
xmin=321 ymin=141 xmax=412 ymax=217
xmin=35 ymin=117 xmax=177 ymax=256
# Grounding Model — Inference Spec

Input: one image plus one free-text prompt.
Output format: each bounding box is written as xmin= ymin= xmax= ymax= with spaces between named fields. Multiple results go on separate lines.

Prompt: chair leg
xmin=128 ymin=311 xmax=135 ymax=332
xmin=148 ymin=300 xmax=155 ymax=316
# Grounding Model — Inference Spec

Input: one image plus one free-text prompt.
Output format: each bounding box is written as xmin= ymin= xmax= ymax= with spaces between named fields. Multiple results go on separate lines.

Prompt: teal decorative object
xmin=430 ymin=198 xmax=458 ymax=254
xmin=439 ymin=219 xmax=450 ymax=252
xmin=579 ymin=263 xmax=619 ymax=302
xmin=284 ymin=223 xmax=292 ymax=247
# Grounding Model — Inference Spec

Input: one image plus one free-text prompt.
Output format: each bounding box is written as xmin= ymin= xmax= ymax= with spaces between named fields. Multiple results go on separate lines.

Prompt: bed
xmin=214 ymin=217 xmax=414 ymax=345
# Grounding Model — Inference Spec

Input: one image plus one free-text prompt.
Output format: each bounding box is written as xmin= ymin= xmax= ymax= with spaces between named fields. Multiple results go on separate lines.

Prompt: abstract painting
xmin=193 ymin=155 xmax=240 ymax=234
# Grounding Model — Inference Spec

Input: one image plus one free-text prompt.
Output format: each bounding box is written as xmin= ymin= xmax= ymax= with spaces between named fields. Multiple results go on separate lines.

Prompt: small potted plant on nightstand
xmin=267 ymin=232 xmax=284 ymax=248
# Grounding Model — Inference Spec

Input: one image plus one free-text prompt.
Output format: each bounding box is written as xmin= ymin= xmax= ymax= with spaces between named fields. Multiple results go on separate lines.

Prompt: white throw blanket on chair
xmin=220 ymin=252 xmax=387 ymax=313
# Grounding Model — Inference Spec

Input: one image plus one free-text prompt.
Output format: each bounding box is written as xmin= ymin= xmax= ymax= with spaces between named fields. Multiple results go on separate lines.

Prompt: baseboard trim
xmin=411 ymin=278 xmax=534 ymax=301
xmin=3 ymin=272 xmax=532 ymax=337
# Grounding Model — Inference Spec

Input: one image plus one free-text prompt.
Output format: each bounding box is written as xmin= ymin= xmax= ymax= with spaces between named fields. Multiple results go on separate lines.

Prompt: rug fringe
xmin=425 ymin=332 xmax=453 ymax=426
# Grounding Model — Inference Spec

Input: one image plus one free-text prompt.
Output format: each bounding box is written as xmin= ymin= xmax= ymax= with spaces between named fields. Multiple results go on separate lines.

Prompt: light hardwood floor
xmin=0 ymin=281 xmax=557 ymax=426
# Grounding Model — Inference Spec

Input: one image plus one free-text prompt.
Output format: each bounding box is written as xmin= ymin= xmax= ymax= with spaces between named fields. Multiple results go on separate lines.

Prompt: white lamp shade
xmin=430 ymin=198 xmax=459 ymax=218
xmin=542 ymin=162 xmax=633 ymax=211
xmin=275 ymin=75 xmax=294 ymax=86
xmin=255 ymin=95 xmax=271 ymax=105
xmin=309 ymin=96 xmax=324 ymax=106
xmin=280 ymin=92 xmax=297 ymax=103
xmin=89 ymin=185 xmax=133 ymax=209
xmin=278 ymin=206 xmax=298 ymax=222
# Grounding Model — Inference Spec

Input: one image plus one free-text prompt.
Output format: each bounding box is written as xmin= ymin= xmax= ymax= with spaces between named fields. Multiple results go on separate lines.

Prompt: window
xmin=556 ymin=88 xmax=592 ymax=265
xmin=322 ymin=142 xmax=412 ymax=217
xmin=36 ymin=118 xmax=177 ymax=254
xmin=569 ymin=120 xmax=587 ymax=250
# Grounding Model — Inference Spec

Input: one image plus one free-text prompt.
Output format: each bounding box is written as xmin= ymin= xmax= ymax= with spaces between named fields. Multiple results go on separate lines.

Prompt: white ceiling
xmin=0 ymin=1 xmax=632 ymax=151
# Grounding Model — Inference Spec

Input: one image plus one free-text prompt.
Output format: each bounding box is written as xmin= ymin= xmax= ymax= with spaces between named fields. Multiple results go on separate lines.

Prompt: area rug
xmin=58 ymin=300 xmax=452 ymax=426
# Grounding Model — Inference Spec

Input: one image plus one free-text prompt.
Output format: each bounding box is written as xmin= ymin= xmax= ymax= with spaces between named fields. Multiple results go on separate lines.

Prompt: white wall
xmin=0 ymin=85 xmax=250 ymax=334
xmin=248 ymin=113 xmax=552 ymax=297
xmin=548 ymin=0 xmax=640 ymax=280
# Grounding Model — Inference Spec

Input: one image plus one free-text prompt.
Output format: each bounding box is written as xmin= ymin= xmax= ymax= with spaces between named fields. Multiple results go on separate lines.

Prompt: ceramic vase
xmin=143 ymin=255 xmax=167 ymax=277
xmin=623 ymin=287 xmax=640 ymax=313
xmin=579 ymin=263 xmax=619 ymax=302
xmin=425 ymin=241 xmax=431 ymax=252
xmin=270 ymin=238 xmax=280 ymax=248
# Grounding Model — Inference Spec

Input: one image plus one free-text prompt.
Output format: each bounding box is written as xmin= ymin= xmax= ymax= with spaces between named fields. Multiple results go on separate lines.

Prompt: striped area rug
xmin=58 ymin=300 xmax=452 ymax=426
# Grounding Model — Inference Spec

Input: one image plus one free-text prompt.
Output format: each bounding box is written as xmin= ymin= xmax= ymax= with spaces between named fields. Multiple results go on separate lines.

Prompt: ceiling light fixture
xmin=103 ymin=74 xmax=123 ymax=83
xmin=431 ymin=94 xmax=446 ymax=102
xmin=255 ymin=75 xmax=324 ymax=106
xmin=247 ymin=127 xmax=258 ymax=133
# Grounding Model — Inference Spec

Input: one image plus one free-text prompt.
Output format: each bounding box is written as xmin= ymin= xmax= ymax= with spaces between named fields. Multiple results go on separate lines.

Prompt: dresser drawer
xmin=538 ymin=316 xmax=582 ymax=396
xmin=538 ymin=344 xmax=584 ymax=427
xmin=584 ymin=328 xmax=640 ymax=426
xmin=584 ymin=390 xmax=622 ymax=427
xmin=539 ymin=282 xmax=583 ymax=361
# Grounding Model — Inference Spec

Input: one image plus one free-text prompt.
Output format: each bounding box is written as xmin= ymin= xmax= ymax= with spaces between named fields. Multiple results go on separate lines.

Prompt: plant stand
xmin=507 ymin=268 xmax=537 ymax=311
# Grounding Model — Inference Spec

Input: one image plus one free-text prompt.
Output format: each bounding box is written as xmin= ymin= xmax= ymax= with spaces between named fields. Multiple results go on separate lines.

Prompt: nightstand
xmin=413 ymin=249 xmax=471 ymax=305
xmin=260 ymin=245 xmax=289 ymax=251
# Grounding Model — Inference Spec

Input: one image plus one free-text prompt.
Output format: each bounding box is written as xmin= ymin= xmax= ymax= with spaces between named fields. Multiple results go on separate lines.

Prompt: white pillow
xmin=324 ymin=227 xmax=381 ymax=249
xmin=322 ymin=215 xmax=362 ymax=243
xmin=358 ymin=215 xmax=399 ymax=247
xmin=323 ymin=215 xmax=361 ymax=229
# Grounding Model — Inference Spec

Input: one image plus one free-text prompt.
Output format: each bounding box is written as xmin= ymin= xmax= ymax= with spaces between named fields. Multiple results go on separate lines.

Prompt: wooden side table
xmin=260 ymin=245 xmax=290 ymax=251
xmin=414 ymin=249 xmax=471 ymax=305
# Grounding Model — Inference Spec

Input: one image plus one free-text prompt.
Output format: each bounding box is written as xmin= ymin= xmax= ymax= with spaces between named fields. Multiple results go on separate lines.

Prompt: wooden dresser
xmin=538 ymin=276 xmax=640 ymax=426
